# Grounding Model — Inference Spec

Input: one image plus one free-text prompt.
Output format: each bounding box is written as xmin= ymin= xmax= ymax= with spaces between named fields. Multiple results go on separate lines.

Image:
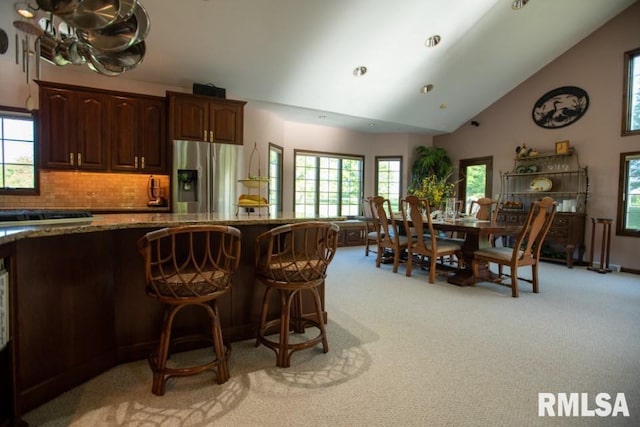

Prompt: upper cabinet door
xmin=139 ymin=98 xmax=167 ymax=173
xmin=110 ymin=96 xmax=167 ymax=173
xmin=170 ymin=95 xmax=209 ymax=141
xmin=168 ymin=92 xmax=246 ymax=144
xmin=39 ymin=87 xmax=77 ymax=169
xmin=210 ymin=101 xmax=244 ymax=145
xmin=109 ymin=96 xmax=139 ymax=172
xmin=76 ymin=91 xmax=109 ymax=170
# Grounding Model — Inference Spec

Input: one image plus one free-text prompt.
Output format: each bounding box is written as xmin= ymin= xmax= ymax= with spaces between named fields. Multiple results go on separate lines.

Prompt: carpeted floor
xmin=24 ymin=246 xmax=640 ymax=426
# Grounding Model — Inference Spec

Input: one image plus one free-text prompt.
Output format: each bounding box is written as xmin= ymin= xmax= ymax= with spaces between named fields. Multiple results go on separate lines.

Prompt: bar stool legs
xmin=149 ymin=302 xmax=231 ymax=395
xmin=588 ymin=217 xmax=613 ymax=274
xmin=256 ymin=284 xmax=328 ymax=368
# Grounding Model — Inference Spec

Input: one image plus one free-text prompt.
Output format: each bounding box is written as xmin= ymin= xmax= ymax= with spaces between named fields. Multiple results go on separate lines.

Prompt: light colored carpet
xmin=24 ymin=246 xmax=640 ymax=426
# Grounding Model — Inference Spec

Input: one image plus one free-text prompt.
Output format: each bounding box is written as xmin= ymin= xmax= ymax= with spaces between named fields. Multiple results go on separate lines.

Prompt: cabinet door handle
xmin=141 ymin=156 xmax=145 ymax=170
xmin=70 ymin=152 xmax=74 ymax=165
xmin=204 ymin=130 xmax=207 ymax=142
xmin=78 ymin=153 xmax=82 ymax=166
xmin=210 ymin=130 xmax=214 ymax=142
xmin=134 ymin=156 xmax=138 ymax=168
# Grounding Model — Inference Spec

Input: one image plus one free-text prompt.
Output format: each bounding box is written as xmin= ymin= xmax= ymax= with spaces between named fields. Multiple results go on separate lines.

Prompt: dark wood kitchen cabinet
xmin=110 ymin=96 xmax=167 ymax=173
xmin=37 ymin=81 xmax=168 ymax=174
xmin=38 ymin=84 xmax=109 ymax=170
xmin=168 ymin=92 xmax=246 ymax=145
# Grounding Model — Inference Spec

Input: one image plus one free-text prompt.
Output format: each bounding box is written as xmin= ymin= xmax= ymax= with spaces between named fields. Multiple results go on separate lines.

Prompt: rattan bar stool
xmin=255 ymin=222 xmax=339 ymax=367
xmin=138 ymin=225 xmax=242 ymax=395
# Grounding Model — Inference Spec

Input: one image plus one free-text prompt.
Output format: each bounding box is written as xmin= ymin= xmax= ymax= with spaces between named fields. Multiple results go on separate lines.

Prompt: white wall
xmin=435 ymin=2 xmax=640 ymax=271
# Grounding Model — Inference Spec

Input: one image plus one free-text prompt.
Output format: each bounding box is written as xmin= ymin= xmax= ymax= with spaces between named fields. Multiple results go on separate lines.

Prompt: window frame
xmin=622 ymin=47 xmax=640 ymax=136
xmin=617 ymin=151 xmax=640 ymax=237
xmin=0 ymin=106 xmax=39 ymax=195
xmin=293 ymin=149 xmax=364 ymax=217
xmin=375 ymin=156 xmax=403 ymax=211
xmin=268 ymin=143 xmax=283 ymax=215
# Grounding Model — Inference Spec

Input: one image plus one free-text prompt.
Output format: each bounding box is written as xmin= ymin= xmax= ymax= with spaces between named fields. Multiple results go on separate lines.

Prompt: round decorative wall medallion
xmin=0 ymin=29 xmax=9 ymax=55
xmin=532 ymin=86 xmax=589 ymax=129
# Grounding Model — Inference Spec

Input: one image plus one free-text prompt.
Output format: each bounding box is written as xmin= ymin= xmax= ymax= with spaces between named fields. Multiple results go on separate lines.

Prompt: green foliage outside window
xmin=1 ymin=114 xmax=35 ymax=191
xmin=624 ymin=48 xmax=640 ymax=134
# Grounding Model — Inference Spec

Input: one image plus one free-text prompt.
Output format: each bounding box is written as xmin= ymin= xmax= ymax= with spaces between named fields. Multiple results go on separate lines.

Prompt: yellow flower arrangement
xmin=411 ymin=174 xmax=457 ymax=208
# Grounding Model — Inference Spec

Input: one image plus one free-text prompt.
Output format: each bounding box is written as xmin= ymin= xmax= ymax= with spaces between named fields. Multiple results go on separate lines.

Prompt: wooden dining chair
xmin=402 ymin=196 xmax=462 ymax=283
xmin=471 ymin=196 xmax=557 ymax=297
xmin=362 ymin=196 xmax=379 ymax=256
xmin=468 ymin=197 xmax=498 ymax=221
xmin=371 ymin=196 xmax=410 ymax=273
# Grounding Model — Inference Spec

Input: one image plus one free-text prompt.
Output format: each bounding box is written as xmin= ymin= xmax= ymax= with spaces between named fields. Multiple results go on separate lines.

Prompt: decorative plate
xmin=530 ymin=177 xmax=552 ymax=192
xmin=532 ymin=86 xmax=589 ymax=129
xmin=527 ymin=165 xmax=538 ymax=173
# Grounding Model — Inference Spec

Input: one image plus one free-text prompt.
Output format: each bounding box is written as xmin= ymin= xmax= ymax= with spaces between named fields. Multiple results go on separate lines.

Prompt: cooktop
xmin=0 ymin=210 xmax=93 ymax=226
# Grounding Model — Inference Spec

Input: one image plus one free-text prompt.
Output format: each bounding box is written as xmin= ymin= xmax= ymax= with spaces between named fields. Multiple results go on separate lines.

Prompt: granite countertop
xmin=0 ymin=212 xmax=345 ymax=245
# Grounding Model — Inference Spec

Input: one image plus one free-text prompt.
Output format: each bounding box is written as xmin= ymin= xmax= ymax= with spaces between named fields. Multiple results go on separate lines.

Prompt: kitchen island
xmin=0 ymin=212 xmax=343 ymax=422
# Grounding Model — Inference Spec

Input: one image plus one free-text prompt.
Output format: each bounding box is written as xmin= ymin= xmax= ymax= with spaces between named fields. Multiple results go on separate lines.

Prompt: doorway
xmin=458 ymin=156 xmax=493 ymax=213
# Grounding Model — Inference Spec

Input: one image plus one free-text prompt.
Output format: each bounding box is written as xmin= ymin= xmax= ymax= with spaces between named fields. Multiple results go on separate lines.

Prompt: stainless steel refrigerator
xmin=172 ymin=140 xmax=244 ymax=215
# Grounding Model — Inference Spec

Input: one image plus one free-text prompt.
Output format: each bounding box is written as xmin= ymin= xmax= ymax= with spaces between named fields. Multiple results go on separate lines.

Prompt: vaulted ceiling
xmin=7 ymin=0 xmax=639 ymax=134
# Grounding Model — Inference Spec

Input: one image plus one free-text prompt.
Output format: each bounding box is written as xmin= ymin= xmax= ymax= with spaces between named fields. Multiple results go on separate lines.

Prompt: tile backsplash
xmin=0 ymin=171 xmax=170 ymax=210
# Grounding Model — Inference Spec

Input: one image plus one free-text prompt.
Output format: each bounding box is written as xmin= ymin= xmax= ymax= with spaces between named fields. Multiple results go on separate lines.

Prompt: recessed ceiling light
xmin=369 ymin=123 xmax=375 ymax=127
xmin=512 ymin=0 xmax=529 ymax=10
xmin=353 ymin=66 xmax=367 ymax=77
xmin=425 ymin=35 xmax=441 ymax=48
xmin=15 ymin=2 xmax=35 ymax=19
xmin=420 ymin=84 xmax=434 ymax=94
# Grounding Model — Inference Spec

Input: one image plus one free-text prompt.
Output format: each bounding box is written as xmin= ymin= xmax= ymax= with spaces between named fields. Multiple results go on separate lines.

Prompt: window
xmin=294 ymin=150 xmax=363 ymax=217
xmin=458 ymin=156 xmax=493 ymax=213
xmin=622 ymin=47 xmax=640 ymax=136
xmin=268 ymin=143 xmax=283 ymax=215
xmin=617 ymin=151 xmax=640 ymax=236
xmin=0 ymin=108 xmax=37 ymax=194
xmin=375 ymin=156 xmax=402 ymax=211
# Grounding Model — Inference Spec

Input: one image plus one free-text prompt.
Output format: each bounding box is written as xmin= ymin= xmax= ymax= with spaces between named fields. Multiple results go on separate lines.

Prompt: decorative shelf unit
xmin=236 ymin=143 xmax=270 ymax=216
xmin=497 ymin=149 xmax=589 ymax=267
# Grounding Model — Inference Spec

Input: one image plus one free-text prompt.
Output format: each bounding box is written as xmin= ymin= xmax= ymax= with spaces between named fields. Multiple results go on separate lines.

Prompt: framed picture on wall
xmin=532 ymin=86 xmax=589 ymax=129
xmin=555 ymin=140 xmax=571 ymax=155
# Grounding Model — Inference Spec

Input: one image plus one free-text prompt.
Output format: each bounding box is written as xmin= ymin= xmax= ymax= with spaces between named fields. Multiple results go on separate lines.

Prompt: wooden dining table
xmin=430 ymin=218 xmax=523 ymax=286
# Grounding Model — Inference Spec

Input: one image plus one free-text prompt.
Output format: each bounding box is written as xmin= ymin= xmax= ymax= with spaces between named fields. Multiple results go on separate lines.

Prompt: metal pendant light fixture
xmin=13 ymin=0 xmax=150 ymax=76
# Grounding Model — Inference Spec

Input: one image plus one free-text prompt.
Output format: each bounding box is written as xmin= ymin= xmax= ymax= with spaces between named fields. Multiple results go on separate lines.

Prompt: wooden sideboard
xmin=495 ymin=210 xmax=586 ymax=267
xmin=498 ymin=149 xmax=588 ymax=267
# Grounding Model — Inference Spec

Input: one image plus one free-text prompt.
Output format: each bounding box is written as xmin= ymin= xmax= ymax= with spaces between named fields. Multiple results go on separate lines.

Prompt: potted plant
xmin=409 ymin=146 xmax=453 ymax=193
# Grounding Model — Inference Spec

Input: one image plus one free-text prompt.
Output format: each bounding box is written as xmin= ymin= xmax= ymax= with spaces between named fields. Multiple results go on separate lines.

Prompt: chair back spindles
xmin=141 ymin=226 xmax=241 ymax=301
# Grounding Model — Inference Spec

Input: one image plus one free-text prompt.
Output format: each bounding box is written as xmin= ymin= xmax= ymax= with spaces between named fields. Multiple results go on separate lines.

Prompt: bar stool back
xmin=138 ymin=225 xmax=242 ymax=395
